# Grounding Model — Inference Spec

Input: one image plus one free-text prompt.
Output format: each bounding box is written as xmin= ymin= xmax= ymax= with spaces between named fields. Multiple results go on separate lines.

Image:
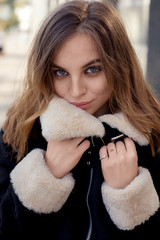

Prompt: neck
xmin=94 ymin=103 xmax=110 ymax=118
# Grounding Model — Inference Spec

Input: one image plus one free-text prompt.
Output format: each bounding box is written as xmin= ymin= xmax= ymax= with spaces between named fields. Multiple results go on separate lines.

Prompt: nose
xmin=69 ymin=75 xmax=86 ymax=98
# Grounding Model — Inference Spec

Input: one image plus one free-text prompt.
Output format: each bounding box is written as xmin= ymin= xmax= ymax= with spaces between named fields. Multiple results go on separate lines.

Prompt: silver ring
xmin=99 ymin=155 xmax=107 ymax=160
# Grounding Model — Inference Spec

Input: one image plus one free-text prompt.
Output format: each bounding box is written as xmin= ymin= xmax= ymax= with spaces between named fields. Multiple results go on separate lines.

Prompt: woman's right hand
xmin=45 ymin=138 xmax=90 ymax=178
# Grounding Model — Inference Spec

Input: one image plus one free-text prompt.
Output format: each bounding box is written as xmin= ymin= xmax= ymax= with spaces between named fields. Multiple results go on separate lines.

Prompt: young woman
xmin=1 ymin=0 xmax=160 ymax=239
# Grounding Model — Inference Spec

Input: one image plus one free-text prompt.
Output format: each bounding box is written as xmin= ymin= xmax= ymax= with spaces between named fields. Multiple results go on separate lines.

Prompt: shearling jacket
xmin=0 ymin=95 xmax=160 ymax=240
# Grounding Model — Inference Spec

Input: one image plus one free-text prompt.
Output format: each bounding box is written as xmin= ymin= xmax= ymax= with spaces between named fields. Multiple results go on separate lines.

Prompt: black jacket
xmin=0 ymin=96 xmax=160 ymax=240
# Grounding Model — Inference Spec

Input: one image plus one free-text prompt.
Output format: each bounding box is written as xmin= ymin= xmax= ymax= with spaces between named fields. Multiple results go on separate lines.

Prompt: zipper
xmin=86 ymin=168 xmax=93 ymax=240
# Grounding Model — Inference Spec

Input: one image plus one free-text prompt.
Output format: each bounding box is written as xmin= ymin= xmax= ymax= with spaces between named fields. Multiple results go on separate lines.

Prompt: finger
xmin=71 ymin=137 xmax=86 ymax=146
xmin=124 ymin=138 xmax=136 ymax=152
xmin=99 ymin=146 xmax=108 ymax=160
xmin=77 ymin=139 xmax=90 ymax=155
xmin=107 ymin=142 xmax=117 ymax=156
xmin=124 ymin=138 xmax=138 ymax=162
xmin=116 ymin=140 xmax=126 ymax=154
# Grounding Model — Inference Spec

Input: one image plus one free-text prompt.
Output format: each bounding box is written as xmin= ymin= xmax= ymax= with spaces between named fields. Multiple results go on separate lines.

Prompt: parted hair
xmin=3 ymin=0 xmax=160 ymax=161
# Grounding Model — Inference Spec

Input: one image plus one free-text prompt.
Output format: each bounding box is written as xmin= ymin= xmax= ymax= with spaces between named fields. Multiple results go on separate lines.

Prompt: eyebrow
xmin=51 ymin=58 xmax=101 ymax=70
xmin=82 ymin=58 xmax=101 ymax=68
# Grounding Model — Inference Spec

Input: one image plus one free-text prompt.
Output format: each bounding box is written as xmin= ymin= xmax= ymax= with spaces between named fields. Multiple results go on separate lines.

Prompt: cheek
xmin=53 ymin=80 xmax=66 ymax=95
xmin=91 ymin=77 xmax=110 ymax=94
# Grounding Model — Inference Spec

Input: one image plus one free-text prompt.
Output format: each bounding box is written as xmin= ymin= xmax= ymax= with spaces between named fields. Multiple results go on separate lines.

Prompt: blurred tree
xmin=0 ymin=0 xmax=19 ymax=30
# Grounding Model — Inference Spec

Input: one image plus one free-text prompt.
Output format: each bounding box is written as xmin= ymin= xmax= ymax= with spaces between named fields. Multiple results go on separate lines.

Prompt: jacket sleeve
xmin=100 ymin=122 xmax=160 ymax=231
xmin=101 ymin=166 xmax=159 ymax=230
xmin=0 ymin=131 xmax=75 ymax=237
xmin=101 ymin=139 xmax=160 ymax=232
xmin=10 ymin=148 xmax=75 ymax=213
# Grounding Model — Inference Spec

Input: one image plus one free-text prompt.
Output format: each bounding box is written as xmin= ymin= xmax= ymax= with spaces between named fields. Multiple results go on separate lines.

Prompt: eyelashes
xmin=85 ymin=66 xmax=102 ymax=74
xmin=52 ymin=65 xmax=102 ymax=78
xmin=54 ymin=69 xmax=67 ymax=77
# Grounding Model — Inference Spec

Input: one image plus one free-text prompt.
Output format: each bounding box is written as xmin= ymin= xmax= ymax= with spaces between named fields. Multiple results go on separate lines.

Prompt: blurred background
xmin=0 ymin=0 xmax=160 ymax=127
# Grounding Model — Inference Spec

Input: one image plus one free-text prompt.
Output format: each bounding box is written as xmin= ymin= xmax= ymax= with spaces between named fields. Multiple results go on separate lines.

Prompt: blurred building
xmin=28 ymin=0 xmax=67 ymax=36
xmin=118 ymin=0 xmax=160 ymax=99
xmin=147 ymin=0 xmax=160 ymax=99
xmin=118 ymin=0 xmax=150 ymax=77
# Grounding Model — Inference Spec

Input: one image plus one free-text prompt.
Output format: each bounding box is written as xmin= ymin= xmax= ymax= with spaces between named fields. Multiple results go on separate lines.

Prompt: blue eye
xmin=86 ymin=66 xmax=101 ymax=74
xmin=55 ymin=69 xmax=67 ymax=77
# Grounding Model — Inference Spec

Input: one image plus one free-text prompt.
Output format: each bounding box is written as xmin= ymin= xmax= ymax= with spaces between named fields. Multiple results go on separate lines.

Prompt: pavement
xmin=0 ymin=30 xmax=30 ymax=128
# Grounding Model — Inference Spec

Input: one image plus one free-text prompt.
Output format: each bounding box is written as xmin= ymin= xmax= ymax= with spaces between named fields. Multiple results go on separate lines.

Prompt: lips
xmin=70 ymin=101 xmax=92 ymax=110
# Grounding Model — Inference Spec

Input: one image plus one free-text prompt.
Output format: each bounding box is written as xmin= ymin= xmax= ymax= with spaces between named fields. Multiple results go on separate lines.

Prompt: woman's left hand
xmin=99 ymin=138 xmax=138 ymax=189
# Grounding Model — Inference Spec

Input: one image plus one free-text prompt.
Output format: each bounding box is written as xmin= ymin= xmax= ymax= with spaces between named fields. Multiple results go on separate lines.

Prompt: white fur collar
xmin=40 ymin=96 xmax=149 ymax=146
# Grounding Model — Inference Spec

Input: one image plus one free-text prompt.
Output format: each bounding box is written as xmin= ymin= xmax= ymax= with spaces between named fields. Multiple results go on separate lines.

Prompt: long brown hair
xmin=3 ymin=0 xmax=160 ymax=160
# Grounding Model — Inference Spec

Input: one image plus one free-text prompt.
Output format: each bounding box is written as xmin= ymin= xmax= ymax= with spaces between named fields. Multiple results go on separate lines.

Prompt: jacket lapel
xmin=40 ymin=95 xmax=149 ymax=146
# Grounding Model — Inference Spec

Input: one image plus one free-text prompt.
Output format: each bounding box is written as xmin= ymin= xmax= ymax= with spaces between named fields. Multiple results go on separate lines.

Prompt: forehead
xmin=53 ymin=33 xmax=100 ymax=66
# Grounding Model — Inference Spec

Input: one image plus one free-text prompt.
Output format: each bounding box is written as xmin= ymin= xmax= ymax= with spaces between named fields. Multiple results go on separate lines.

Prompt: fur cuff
xmin=10 ymin=149 xmax=75 ymax=213
xmin=101 ymin=167 xmax=159 ymax=230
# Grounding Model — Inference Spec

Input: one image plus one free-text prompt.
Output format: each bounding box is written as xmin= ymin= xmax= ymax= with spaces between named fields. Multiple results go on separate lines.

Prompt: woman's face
xmin=51 ymin=33 xmax=112 ymax=117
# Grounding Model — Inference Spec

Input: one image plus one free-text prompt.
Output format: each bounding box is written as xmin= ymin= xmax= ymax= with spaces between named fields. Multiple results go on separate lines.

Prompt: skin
xmin=45 ymin=33 xmax=138 ymax=188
